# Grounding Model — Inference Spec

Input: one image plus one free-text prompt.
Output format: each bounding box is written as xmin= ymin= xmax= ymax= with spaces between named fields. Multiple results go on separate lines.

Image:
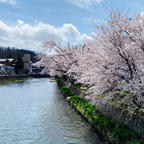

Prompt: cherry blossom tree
xmin=89 ymin=10 xmax=144 ymax=114
xmin=37 ymin=10 xmax=144 ymax=115
xmin=41 ymin=40 xmax=82 ymax=79
xmin=96 ymin=10 xmax=144 ymax=91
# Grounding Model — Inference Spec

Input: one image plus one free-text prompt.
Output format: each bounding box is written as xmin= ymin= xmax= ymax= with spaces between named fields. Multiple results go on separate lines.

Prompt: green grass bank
xmin=0 ymin=76 xmax=31 ymax=85
xmin=57 ymin=79 xmax=144 ymax=144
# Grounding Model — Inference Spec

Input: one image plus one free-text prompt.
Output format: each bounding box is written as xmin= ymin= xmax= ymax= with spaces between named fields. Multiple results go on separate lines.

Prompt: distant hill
xmin=0 ymin=47 xmax=37 ymax=63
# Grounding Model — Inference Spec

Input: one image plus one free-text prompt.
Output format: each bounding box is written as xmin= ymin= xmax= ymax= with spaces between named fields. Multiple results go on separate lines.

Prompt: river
xmin=0 ymin=78 xmax=106 ymax=144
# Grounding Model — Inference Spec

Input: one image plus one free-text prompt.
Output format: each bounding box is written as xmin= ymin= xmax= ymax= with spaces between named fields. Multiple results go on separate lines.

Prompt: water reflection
xmin=0 ymin=78 xmax=106 ymax=144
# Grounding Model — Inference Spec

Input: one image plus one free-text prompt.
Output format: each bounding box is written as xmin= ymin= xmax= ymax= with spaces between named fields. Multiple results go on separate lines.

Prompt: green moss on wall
xmin=57 ymin=79 xmax=144 ymax=144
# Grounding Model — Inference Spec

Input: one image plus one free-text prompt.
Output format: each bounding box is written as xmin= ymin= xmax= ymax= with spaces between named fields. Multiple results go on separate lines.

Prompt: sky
xmin=0 ymin=0 xmax=144 ymax=51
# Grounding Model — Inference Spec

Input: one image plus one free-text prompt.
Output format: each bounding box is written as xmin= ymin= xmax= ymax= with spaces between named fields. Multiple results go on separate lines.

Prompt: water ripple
xmin=0 ymin=78 xmax=106 ymax=144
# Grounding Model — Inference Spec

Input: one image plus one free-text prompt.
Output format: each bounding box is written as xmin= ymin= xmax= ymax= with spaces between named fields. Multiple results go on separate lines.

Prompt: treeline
xmin=0 ymin=47 xmax=37 ymax=62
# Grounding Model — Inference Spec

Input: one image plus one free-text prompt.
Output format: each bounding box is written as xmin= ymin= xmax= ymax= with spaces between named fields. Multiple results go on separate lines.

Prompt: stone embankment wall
xmin=58 ymin=79 xmax=144 ymax=144
xmin=66 ymin=81 xmax=144 ymax=138
xmin=94 ymin=101 xmax=144 ymax=138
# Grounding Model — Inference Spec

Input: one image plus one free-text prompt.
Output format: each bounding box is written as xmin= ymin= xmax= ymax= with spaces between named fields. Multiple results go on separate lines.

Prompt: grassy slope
xmin=0 ymin=77 xmax=31 ymax=85
xmin=57 ymin=79 xmax=144 ymax=144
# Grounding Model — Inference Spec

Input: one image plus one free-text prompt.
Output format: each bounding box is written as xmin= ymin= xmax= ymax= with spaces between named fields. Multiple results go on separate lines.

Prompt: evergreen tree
xmin=16 ymin=56 xmax=24 ymax=70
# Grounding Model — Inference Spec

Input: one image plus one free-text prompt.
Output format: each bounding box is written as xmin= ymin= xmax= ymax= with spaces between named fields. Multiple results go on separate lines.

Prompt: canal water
xmin=0 ymin=78 xmax=106 ymax=144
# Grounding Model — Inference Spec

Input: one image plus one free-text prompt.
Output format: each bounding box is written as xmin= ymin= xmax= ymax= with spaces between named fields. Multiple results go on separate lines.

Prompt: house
xmin=0 ymin=64 xmax=15 ymax=75
xmin=0 ymin=58 xmax=14 ymax=65
xmin=5 ymin=66 xmax=15 ymax=75
xmin=22 ymin=54 xmax=32 ymax=74
xmin=0 ymin=59 xmax=15 ymax=75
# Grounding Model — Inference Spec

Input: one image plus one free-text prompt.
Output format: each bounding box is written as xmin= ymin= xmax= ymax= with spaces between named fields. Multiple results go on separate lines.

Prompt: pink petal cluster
xmin=37 ymin=10 xmax=144 ymax=115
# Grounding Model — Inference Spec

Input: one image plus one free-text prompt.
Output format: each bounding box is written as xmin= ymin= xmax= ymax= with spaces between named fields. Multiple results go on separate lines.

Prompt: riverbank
xmin=0 ymin=74 xmax=51 ymax=85
xmin=57 ymin=79 xmax=144 ymax=144
xmin=0 ymin=75 xmax=32 ymax=85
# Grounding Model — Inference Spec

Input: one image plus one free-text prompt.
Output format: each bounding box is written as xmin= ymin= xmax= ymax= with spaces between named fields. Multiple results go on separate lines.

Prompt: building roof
xmin=0 ymin=58 xmax=13 ymax=62
xmin=22 ymin=55 xmax=31 ymax=63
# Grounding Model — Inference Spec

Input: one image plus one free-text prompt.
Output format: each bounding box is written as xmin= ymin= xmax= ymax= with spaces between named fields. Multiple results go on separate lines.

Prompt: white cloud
xmin=66 ymin=0 xmax=103 ymax=9
xmin=0 ymin=20 xmax=91 ymax=50
xmin=17 ymin=19 xmax=24 ymax=25
xmin=0 ymin=0 xmax=16 ymax=5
